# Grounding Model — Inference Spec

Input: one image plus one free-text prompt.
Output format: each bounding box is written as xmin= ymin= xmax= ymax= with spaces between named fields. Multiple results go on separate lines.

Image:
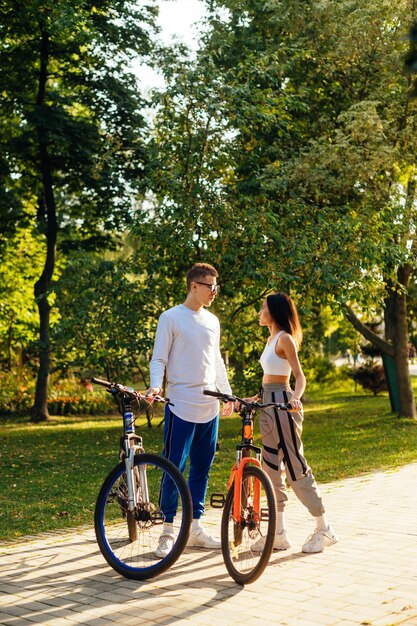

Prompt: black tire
xmin=95 ymin=453 xmax=192 ymax=580
xmin=221 ymin=464 xmax=277 ymax=585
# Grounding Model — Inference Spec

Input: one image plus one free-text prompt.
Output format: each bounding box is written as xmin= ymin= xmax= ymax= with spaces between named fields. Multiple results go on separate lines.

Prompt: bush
xmin=360 ymin=344 xmax=383 ymax=361
xmin=0 ymin=370 xmax=115 ymax=416
xmin=47 ymin=394 xmax=113 ymax=416
xmin=350 ymin=364 xmax=387 ymax=395
xmin=301 ymin=354 xmax=340 ymax=384
xmin=0 ymin=369 xmax=34 ymax=414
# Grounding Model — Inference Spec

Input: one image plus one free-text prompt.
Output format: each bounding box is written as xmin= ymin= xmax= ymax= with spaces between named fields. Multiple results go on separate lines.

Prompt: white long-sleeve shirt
xmin=149 ymin=304 xmax=232 ymax=423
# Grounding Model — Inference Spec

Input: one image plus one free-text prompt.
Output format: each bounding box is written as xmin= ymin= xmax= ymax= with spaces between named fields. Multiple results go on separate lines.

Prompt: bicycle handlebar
xmin=91 ymin=377 xmax=171 ymax=404
xmin=203 ymin=389 xmax=293 ymax=412
xmin=203 ymin=389 xmax=236 ymax=402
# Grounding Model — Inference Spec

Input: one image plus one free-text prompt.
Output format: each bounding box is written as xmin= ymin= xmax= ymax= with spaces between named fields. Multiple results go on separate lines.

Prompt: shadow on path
xmin=1 ymin=538 xmax=242 ymax=626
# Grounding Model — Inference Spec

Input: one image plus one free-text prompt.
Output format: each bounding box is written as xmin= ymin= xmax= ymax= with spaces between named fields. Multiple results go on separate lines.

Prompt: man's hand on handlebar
xmin=233 ymin=393 xmax=260 ymax=412
xmin=144 ymin=386 xmax=162 ymax=404
xmin=222 ymin=401 xmax=234 ymax=417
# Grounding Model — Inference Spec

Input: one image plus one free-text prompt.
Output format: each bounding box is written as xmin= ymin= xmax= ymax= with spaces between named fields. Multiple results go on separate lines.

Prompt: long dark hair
xmin=266 ymin=292 xmax=303 ymax=348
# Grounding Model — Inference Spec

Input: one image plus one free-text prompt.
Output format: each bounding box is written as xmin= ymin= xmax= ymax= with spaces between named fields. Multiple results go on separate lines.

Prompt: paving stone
xmin=2 ymin=463 xmax=417 ymax=626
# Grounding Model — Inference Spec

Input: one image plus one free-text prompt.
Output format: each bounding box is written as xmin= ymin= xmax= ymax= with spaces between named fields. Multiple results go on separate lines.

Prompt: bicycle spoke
xmin=95 ymin=454 xmax=192 ymax=579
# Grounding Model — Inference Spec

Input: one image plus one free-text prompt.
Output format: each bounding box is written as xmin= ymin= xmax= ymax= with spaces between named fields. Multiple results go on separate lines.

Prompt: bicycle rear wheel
xmin=95 ymin=453 xmax=192 ymax=580
xmin=221 ymin=464 xmax=276 ymax=585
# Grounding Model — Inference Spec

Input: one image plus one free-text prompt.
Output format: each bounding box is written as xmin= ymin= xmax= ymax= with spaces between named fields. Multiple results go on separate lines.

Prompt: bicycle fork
xmin=210 ymin=449 xmax=264 ymax=518
xmin=122 ymin=403 xmax=149 ymax=512
xmin=124 ymin=447 xmax=149 ymax=512
xmin=230 ymin=449 xmax=262 ymax=522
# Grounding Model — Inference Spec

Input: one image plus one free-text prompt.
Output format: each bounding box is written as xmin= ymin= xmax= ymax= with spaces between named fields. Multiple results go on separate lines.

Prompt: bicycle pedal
xmin=260 ymin=508 xmax=269 ymax=521
xmin=151 ymin=511 xmax=165 ymax=523
xmin=210 ymin=493 xmax=226 ymax=508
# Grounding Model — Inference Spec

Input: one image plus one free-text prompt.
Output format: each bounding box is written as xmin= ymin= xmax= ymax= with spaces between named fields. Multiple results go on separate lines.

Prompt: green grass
xmin=1 ymin=380 xmax=417 ymax=541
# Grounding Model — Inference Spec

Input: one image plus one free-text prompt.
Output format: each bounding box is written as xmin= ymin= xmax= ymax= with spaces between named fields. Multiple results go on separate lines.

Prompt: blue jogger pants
xmin=160 ymin=405 xmax=219 ymax=522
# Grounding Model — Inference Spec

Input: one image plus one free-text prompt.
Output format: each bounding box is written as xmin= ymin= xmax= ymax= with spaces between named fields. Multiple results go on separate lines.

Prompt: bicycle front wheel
xmin=95 ymin=453 xmax=192 ymax=580
xmin=221 ymin=464 xmax=276 ymax=585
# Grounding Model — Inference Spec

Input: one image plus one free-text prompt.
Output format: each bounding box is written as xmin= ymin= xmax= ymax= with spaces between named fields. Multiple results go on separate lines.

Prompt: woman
xmin=250 ymin=292 xmax=338 ymax=554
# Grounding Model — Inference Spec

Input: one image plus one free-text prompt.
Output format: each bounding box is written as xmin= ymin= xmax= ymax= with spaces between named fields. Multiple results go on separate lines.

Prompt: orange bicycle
xmin=204 ymin=389 xmax=292 ymax=585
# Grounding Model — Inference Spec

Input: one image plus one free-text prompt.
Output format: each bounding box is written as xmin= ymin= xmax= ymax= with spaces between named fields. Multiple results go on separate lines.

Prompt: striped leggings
xmin=260 ymin=383 xmax=325 ymax=517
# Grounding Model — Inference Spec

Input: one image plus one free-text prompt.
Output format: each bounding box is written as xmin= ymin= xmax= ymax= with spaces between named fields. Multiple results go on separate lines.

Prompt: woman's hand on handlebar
xmin=289 ymin=396 xmax=302 ymax=412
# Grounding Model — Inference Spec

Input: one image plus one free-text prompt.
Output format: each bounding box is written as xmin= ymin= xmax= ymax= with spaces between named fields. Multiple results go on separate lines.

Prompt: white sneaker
xmin=302 ymin=526 xmax=338 ymax=553
xmin=188 ymin=526 xmax=221 ymax=549
xmin=251 ymin=530 xmax=292 ymax=553
xmin=155 ymin=533 xmax=175 ymax=559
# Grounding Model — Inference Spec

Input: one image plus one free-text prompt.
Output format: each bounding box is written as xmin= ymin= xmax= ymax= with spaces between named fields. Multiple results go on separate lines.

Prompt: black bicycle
xmin=92 ymin=378 xmax=192 ymax=580
xmin=204 ymin=389 xmax=293 ymax=585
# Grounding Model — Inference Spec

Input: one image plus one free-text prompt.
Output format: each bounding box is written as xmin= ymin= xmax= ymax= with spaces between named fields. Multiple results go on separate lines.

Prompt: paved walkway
xmin=1 ymin=464 xmax=417 ymax=626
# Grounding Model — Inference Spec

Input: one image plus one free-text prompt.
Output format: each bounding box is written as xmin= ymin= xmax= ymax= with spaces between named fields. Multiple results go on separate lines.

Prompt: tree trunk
xmin=343 ymin=264 xmax=416 ymax=419
xmin=32 ymin=289 xmax=51 ymax=422
xmin=384 ymin=267 xmax=416 ymax=419
xmin=31 ymin=28 xmax=58 ymax=422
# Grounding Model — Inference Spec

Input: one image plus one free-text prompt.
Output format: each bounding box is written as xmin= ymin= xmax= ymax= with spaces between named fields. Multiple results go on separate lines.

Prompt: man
xmin=146 ymin=262 xmax=233 ymax=558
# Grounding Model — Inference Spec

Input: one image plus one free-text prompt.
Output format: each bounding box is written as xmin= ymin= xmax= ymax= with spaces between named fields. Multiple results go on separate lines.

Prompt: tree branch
xmin=230 ymin=289 xmax=269 ymax=322
xmin=342 ymin=304 xmax=394 ymax=356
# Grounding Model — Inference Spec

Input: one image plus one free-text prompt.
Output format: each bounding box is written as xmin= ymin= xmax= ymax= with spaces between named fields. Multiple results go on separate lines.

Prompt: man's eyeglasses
xmin=194 ymin=282 xmax=220 ymax=293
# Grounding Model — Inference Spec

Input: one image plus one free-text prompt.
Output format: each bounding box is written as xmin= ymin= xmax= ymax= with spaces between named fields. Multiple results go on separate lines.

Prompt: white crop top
xmin=259 ymin=331 xmax=292 ymax=376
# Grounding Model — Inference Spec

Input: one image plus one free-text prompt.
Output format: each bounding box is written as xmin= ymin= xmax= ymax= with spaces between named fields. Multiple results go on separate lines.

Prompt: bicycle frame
xmin=92 ymin=377 xmax=173 ymax=516
xmin=205 ymin=388 xmax=289 ymax=522
xmin=228 ymin=408 xmax=263 ymax=522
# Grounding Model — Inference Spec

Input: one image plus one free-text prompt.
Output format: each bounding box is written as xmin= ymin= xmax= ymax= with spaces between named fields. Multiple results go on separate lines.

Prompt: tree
xmin=53 ymin=250 xmax=155 ymax=387
xmin=198 ymin=0 xmax=417 ymax=417
xmin=282 ymin=1 xmax=417 ymax=418
xmin=0 ymin=0 xmax=157 ymax=420
xmin=131 ymin=44 xmax=284 ymax=392
xmin=108 ymin=0 xmax=417 ymax=417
